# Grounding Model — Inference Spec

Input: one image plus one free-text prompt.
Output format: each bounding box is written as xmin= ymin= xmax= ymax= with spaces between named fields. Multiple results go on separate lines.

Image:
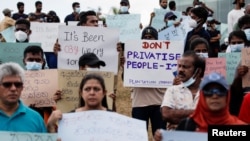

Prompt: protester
xmin=233 ymin=3 xmax=250 ymax=31
xmin=46 ymin=10 xmax=60 ymax=23
xmin=184 ymin=6 xmax=210 ymax=52
xmin=64 ymin=2 xmax=80 ymax=25
xmin=28 ymin=1 xmax=47 ymax=22
xmin=47 ymin=73 xmax=112 ymax=133
xmin=189 ymin=37 xmax=211 ymax=58
xmin=12 ymin=2 xmax=28 ymax=20
xmin=238 ymin=93 xmax=250 ymax=123
xmin=226 ymin=30 xmax=247 ymax=53
xmin=155 ymin=72 xmax=246 ymax=141
xmin=227 ymin=0 xmax=245 ymax=34
xmin=119 ymin=0 xmax=130 ymax=14
xmin=0 ymin=62 xmax=47 ymax=132
xmin=128 ymin=26 xmax=166 ymax=137
xmin=0 ymin=8 xmax=15 ymax=32
xmin=169 ymin=1 xmax=176 ymax=11
xmin=159 ymin=0 xmax=168 ymax=10
xmin=161 ymin=50 xmax=205 ymax=130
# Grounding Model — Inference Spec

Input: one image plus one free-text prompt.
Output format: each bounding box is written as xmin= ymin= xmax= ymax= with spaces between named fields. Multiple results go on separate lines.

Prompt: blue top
xmin=64 ymin=13 xmax=78 ymax=25
xmin=0 ymin=100 xmax=47 ymax=133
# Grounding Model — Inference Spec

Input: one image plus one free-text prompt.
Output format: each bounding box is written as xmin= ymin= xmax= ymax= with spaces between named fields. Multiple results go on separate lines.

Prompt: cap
xmin=141 ymin=26 xmax=158 ymax=40
xmin=120 ymin=0 xmax=130 ymax=5
xmin=164 ymin=11 xmax=177 ymax=20
xmin=200 ymin=72 xmax=229 ymax=90
xmin=2 ymin=8 xmax=13 ymax=15
xmin=78 ymin=53 xmax=106 ymax=67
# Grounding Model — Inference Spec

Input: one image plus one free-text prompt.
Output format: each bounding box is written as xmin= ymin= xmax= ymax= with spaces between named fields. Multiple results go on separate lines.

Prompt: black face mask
xmin=240 ymin=2 xmax=245 ymax=8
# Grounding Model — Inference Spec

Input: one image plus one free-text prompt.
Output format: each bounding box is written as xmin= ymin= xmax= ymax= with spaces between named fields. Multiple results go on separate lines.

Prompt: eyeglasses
xmin=0 ymin=82 xmax=23 ymax=89
xmin=203 ymin=88 xmax=227 ymax=97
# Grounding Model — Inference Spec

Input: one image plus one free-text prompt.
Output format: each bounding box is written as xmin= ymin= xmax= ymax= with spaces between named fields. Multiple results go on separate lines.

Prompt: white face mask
xmin=244 ymin=29 xmax=250 ymax=41
xmin=15 ymin=30 xmax=28 ymax=42
xmin=25 ymin=62 xmax=42 ymax=70
xmin=182 ymin=69 xmax=198 ymax=87
xmin=196 ymin=52 xmax=208 ymax=58
xmin=167 ymin=20 xmax=174 ymax=27
xmin=86 ymin=67 xmax=100 ymax=71
xmin=230 ymin=43 xmax=244 ymax=52
xmin=120 ymin=6 xmax=128 ymax=13
xmin=75 ymin=7 xmax=80 ymax=13
xmin=188 ymin=19 xmax=198 ymax=28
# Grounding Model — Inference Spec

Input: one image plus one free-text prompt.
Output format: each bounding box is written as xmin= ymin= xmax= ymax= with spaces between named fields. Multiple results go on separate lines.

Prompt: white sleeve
xmin=161 ymin=86 xmax=175 ymax=108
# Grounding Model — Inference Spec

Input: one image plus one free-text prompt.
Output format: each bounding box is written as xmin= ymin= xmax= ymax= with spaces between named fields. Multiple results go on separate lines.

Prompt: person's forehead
xmin=2 ymin=75 xmax=22 ymax=82
xmin=25 ymin=52 xmax=42 ymax=58
xmin=15 ymin=24 xmax=28 ymax=29
xmin=87 ymin=15 xmax=98 ymax=21
xmin=178 ymin=56 xmax=194 ymax=64
xmin=194 ymin=44 xmax=207 ymax=49
xmin=230 ymin=36 xmax=244 ymax=42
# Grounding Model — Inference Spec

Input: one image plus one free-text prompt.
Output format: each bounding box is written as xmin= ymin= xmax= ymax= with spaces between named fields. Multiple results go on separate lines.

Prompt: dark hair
xmin=72 ymin=2 xmax=80 ymax=8
xmin=238 ymin=14 xmax=250 ymax=30
xmin=79 ymin=10 xmax=97 ymax=25
xmin=182 ymin=50 xmax=206 ymax=77
xmin=17 ymin=2 xmax=24 ymax=8
xmin=35 ymin=1 xmax=42 ymax=6
xmin=228 ymin=30 xmax=247 ymax=44
xmin=15 ymin=19 xmax=30 ymax=29
xmin=190 ymin=37 xmax=209 ymax=51
xmin=220 ymin=43 xmax=228 ymax=51
xmin=191 ymin=7 xmax=208 ymax=23
xmin=78 ymin=73 xmax=108 ymax=108
xmin=186 ymin=6 xmax=193 ymax=14
xmin=23 ymin=45 xmax=44 ymax=59
xmin=141 ymin=26 xmax=158 ymax=39
xmin=169 ymin=1 xmax=176 ymax=10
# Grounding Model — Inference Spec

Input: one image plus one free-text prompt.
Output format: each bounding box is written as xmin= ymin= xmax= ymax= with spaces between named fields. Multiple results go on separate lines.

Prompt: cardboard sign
xmin=241 ymin=48 xmax=250 ymax=87
xmin=204 ymin=58 xmax=226 ymax=78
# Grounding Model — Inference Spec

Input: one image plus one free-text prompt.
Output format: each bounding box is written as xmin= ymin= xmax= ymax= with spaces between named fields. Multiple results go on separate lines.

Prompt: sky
xmin=0 ymin=0 xmax=160 ymax=27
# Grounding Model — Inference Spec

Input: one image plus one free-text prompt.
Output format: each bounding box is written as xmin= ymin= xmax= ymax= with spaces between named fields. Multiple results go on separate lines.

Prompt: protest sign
xmin=30 ymin=22 xmax=64 ymax=52
xmin=124 ymin=40 xmax=184 ymax=88
xmin=21 ymin=69 xmax=58 ymax=107
xmin=57 ymin=69 xmax=114 ymax=113
xmin=106 ymin=14 xmax=141 ymax=42
xmin=204 ymin=58 xmax=226 ymax=78
xmin=151 ymin=8 xmax=169 ymax=31
xmin=218 ymin=52 xmax=241 ymax=85
xmin=57 ymin=25 xmax=119 ymax=74
xmin=58 ymin=111 xmax=148 ymax=141
xmin=161 ymin=130 xmax=207 ymax=141
xmin=0 ymin=131 xmax=57 ymax=141
xmin=0 ymin=42 xmax=41 ymax=69
xmin=0 ymin=26 xmax=15 ymax=42
xmin=241 ymin=48 xmax=250 ymax=87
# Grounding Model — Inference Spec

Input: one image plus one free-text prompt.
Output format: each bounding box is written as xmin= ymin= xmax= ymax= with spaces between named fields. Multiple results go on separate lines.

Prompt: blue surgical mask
xmin=244 ymin=29 xmax=250 ymax=41
xmin=26 ymin=62 xmax=42 ymax=70
xmin=230 ymin=43 xmax=244 ymax=52
xmin=120 ymin=6 xmax=128 ymax=13
xmin=75 ymin=7 xmax=80 ymax=13
xmin=167 ymin=20 xmax=174 ymax=27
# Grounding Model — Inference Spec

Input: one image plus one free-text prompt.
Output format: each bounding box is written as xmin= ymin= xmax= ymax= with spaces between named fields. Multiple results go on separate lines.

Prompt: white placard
xmin=57 ymin=25 xmax=119 ymax=74
xmin=161 ymin=130 xmax=208 ymax=141
xmin=0 ymin=131 xmax=57 ymax=141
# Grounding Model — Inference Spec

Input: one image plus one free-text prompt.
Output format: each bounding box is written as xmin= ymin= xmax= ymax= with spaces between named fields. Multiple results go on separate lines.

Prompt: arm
xmin=47 ymin=110 xmax=62 ymax=133
xmin=161 ymin=106 xmax=194 ymax=124
xmin=210 ymin=33 xmax=221 ymax=42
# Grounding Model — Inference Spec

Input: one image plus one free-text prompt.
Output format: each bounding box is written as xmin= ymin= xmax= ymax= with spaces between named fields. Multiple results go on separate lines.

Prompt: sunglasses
xmin=203 ymin=88 xmax=227 ymax=97
xmin=0 ymin=82 xmax=23 ymax=88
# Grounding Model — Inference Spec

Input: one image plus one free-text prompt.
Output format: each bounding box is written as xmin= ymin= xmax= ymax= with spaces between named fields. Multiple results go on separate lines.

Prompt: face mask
xmin=26 ymin=62 xmax=42 ymax=70
xmin=86 ymin=67 xmax=100 ymax=71
xmin=244 ymin=29 xmax=250 ymax=41
xmin=196 ymin=52 xmax=208 ymax=58
xmin=188 ymin=19 xmax=198 ymax=28
xmin=75 ymin=7 xmax=80 ymax=13
xmin=15 ymin=30 xmax=28 ymax=42
xmin=230 ymin=43 xmax=244 ymax=52
xmin=167 ymin=20 xmax=174 ymax=27
xmin=182 ymin=69 xmax=198 ymax=87
xmin=240 ymin=2 xmax=245 ymax=8
xmin=120 ymin=6 xmax=128 ymax=13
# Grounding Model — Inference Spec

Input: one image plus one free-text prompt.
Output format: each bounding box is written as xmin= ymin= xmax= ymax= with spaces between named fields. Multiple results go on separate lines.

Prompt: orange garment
xmin=238 ymin=93 xmax=250 ymax=123
xmin=190 ymin=91 xmax=246 ymax=132
xmin=43 ymin=106 xmax=56 ymax=124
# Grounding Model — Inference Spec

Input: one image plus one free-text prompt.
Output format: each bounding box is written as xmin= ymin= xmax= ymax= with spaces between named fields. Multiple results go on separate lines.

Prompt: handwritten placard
xmin=106 ymin=14 xmax=141 ymax=42
xmin=218 ymin=52 xmax=241 ymax=85
xmin=57 ymin=69 xmax=114 ymax=113
xmin=67 ymin=21 xmax=78 ymax=26
xmin=124 ymin=40 xmax=184 ymax=88
xmin=29 ymin=23 xmax=64 ymax=52
xmin=0 ymin=131 xmax=57 ymax=141
xmin=204 ymin=58 xmax=226 ymax=78
xmin=241 ymin=48 xmax=250 ymax=87
xmin=151 ymin=8 xmax=169 ymax=31
xmin=58 ymin=111 xmax=148 ymax=141
xmin=57 ymin=25 xmax=119 ymax=74
xmin=0 ymin=43 xmax=41 ymax=69
xmin=0 ymin=26 xmax=15 ymax=42
xmin=161 ymin=130 xmax=207 ymax=141
xmin=21 ymin=69 xmax=58 ymax=107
